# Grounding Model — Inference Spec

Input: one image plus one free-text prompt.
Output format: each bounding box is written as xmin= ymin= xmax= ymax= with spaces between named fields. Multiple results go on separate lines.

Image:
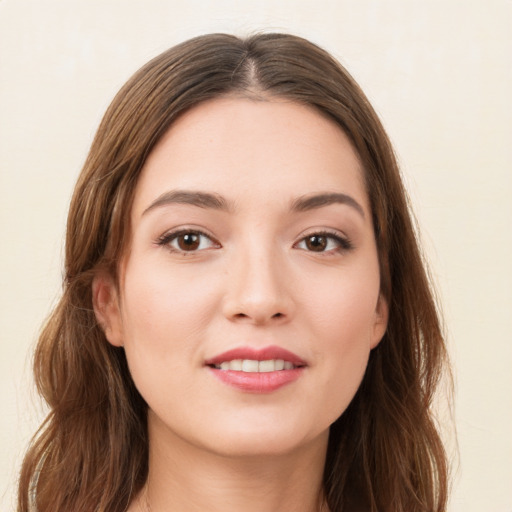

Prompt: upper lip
xmin=204 ymin=345 xmax=307 ymax=367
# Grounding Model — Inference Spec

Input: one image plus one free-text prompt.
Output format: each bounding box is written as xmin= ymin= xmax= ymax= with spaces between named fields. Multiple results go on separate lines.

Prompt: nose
xmin=222 ymin=244 xmax=294 ymax=325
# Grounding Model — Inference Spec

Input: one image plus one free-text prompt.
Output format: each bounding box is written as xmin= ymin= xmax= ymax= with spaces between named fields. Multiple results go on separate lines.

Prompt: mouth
xmin=205 ymin=345 xmax=306 ymax=370
xmin=209 ymin=359 xmax=302 ymax=372
xmin=204 ymin=346 xmax=306 ymax=393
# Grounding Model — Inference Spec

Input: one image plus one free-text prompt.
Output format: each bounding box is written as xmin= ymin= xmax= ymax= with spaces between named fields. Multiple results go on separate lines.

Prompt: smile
xmin=205 ymin=346 xmax=306 ymax=393
xmin=212 ymin=359 xmax=298 ymax=372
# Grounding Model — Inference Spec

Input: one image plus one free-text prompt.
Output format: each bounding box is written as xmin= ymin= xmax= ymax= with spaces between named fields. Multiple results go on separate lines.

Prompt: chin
xmin=196 ymin=417 xmax=330 ymax=459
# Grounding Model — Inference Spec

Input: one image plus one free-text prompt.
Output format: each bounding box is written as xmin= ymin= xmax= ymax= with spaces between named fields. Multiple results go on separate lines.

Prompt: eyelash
xmin=156 ymin=229 xmax=353 ymax=254
xmin=156 ymin=229 xmax=220 ymax=254
xmin=294 ymin=230 xmax=353 ymax=254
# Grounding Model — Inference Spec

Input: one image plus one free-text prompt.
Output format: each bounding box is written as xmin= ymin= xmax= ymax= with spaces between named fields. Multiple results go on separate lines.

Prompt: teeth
xmin=258 ymin=359 xmax=276 ymax=372
xmin=215 ymin=359 xmax=296 ymax=372
xmin=242 ymin=359 xmax=259 ymax=372
xmin=230 ymin=359 xmax=243 ymax=371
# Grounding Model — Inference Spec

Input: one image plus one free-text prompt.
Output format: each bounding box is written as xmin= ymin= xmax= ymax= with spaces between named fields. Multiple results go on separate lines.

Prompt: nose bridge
xmin=223 ymin=234 xmax=292 ymax=324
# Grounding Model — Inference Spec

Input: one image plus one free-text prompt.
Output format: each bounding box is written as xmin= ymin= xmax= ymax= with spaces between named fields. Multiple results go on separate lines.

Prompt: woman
xmin=18 ymin=33 xmax=450 ymax=512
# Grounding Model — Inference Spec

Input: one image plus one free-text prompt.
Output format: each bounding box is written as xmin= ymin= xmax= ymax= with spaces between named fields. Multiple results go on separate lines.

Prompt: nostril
xmin=272 ymin=312 xmax=284 ymax=318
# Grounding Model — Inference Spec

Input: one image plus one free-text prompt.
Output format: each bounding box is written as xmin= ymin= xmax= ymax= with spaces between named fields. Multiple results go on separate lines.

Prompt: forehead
xmin=133 ymin=97 xmax=368 ymax=215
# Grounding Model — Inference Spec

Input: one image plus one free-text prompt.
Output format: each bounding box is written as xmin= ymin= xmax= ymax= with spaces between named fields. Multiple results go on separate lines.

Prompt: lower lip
xmin=208 ymin=367 xmax=304 ymax=393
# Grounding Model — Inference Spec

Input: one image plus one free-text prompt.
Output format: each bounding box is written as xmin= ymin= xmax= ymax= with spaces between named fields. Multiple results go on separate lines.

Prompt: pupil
xmin=179 ymin=233 xmax=200 ymax=250
xmin=307 ymin=235 xmax=327 ymax=251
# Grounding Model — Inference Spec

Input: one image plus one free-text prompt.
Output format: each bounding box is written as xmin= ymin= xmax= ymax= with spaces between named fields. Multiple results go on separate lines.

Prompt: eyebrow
xmin=290 ymin=192 xmax=365 ymax=218
xmin=142 ymin=190 xmax=232 ymax=215
xmin=142 ymin=189 xmax=365 ymax=218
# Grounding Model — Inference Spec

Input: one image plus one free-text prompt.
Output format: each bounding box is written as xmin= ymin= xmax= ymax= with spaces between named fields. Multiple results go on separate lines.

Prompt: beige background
xmin=1 ymin=0 xmax=511 ymax=510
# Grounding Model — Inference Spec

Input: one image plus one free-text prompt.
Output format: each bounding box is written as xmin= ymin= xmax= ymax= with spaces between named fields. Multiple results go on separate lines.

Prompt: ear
xmin=370 ymin=293 xmax=389 ymax=349
xmin=92 ymin=273 xmax=124 ymax=347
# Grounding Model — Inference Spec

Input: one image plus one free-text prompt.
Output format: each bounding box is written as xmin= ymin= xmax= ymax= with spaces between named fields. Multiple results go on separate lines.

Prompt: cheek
xmin=301 ymin=267 xmax=380 ymax=413
xmin=306 ymin=265 xmax=380 ymax=348
xmin=118 ymin=261 xmax=221 ymax=373
xmin=117 ymin=264 xmax=224 ymax=425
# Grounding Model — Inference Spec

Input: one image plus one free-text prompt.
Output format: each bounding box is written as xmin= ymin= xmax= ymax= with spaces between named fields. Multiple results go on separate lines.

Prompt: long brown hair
xmin=18 ymin=33 xmax=450 ymax=512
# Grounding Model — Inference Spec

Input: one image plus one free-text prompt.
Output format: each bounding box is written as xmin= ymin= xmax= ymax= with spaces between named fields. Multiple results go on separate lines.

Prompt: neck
xmin=135 ymin=414 xmax=330 ymax=512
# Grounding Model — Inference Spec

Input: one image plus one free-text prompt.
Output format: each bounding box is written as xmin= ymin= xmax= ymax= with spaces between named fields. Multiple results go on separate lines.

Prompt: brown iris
xmin=177 ymin=233 xmax=201 ymax=251
xmin=304 ymin=235 xmax=328 ymax=252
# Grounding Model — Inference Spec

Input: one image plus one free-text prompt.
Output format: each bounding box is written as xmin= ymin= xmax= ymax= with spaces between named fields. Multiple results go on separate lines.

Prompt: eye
xmin=295 ymin=232 xmax=352 ymax=253
xmin=158 ymin=229 xmax=220 ymax=253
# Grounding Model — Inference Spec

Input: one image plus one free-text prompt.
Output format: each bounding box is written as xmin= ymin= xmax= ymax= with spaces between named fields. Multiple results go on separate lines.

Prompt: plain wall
xmin=1 ymin=0 xmax=511 ymax=510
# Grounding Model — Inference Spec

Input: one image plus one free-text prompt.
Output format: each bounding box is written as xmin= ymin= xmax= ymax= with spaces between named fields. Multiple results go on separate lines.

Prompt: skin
xmin=94 ymin=97 xmax=388 ymax=512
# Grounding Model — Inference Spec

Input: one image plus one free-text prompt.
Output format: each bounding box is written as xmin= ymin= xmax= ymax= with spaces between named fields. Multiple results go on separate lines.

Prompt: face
xmin=94 ymin=97 xmax=388 ymax=458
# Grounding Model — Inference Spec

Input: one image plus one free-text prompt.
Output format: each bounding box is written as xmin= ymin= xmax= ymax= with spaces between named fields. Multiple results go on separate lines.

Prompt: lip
xmin=204 ymin=345 xmax=306 ymax=367
xmin=205 ymin=345 xmax=307 ymax=393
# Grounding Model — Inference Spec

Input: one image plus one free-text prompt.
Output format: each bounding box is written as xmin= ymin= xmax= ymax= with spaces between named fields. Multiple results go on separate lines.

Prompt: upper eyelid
xmin=156 ymin=227 xmax=220 ymax=248
xmin=158 ymin=226 xmax=217 ymax=239
xmin=295 ymin=228 xmax=348 ymax=241
xmin=293 ymin=229 xmax=353 ymax=251
xmin=156 ymin=226 xmax=351 ymax=247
